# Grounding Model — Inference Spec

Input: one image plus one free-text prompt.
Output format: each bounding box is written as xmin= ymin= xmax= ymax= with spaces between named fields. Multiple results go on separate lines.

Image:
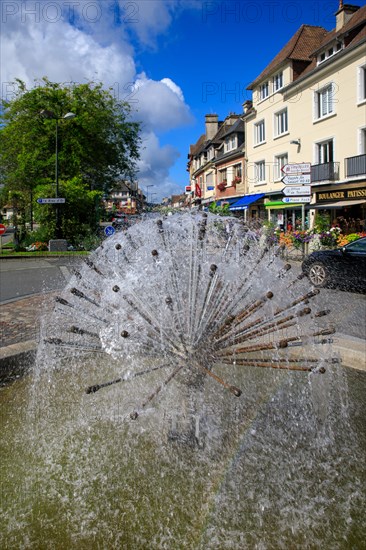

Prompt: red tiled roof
xmin=247 ymin=25 xmax=328 ymax=89
xmin=247 ymin=5 xmax=366 ymax=90
xmin=312 ymin=5 xmax=366 ymax=54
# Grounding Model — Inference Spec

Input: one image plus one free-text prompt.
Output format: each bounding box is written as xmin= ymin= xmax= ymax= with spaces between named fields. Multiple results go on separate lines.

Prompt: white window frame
xmin=273 ymin=71 xmax=283 ymax=92
xmin=357 ymin=64 xmax=366 ymax=105
xmin=274 ymin=153 xmax=288 ymax=181
xmin=254 ymin=120 xmax=265 ymax=146
xmin=317 ymin=41 xmax=343 ymax=65
xmin=234 ymin=163 xmax=242 ymax=179
xmin=255 ymin=161 xmax=266 ymax=184
xmin=259 ymin=82 xmax=269 ymax=101
xmin=218 ymin=168 xmax=227 ymax=183
xmin=274 ymin=108 xmax=288 ymax=138
xmin=315 ymin=138 xmax=334 ymax=164
xmin=225 ymin=135 xmax=237 ymax=152
xmin=359 ymin=127 xmax=366 ymax=155
xmin=314 ymin=83 xmax=336 ymax=121
xmin=206 ymin=171 xmax=214 ymax=187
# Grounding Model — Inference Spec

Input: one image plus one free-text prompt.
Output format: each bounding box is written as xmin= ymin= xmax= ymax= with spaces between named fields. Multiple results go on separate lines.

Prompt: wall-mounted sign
xmin=316 ymin=188 xmax=366 ymax=202
xmin=282 ymin=196 xmax=311 ymax=203
xmin=281 ymin=163 xmax=311 ymax=175
xmin=281 ymin=174 xmax=311 ymax=185
xmin=282 ymin=185 xmax=311 ymax=196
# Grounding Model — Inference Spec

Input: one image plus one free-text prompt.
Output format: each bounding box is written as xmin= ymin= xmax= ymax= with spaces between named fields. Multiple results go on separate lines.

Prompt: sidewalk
xmin=0 ymin=292 xmax=56 ymax=348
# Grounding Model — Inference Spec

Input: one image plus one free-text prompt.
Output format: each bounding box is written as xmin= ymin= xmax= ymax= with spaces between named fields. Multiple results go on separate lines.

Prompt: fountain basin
xmin=0 ymin=353 xmax=365 ymax=548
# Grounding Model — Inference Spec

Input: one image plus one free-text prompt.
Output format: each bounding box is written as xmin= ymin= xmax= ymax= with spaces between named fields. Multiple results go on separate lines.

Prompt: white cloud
xmin=137 ymin=131 xmax=182 ymax=200
xmin=0 ymin=0 xmax=195 ymax=200
xmin=119 ymin=0 xmax=201 ymax=48
xmin=132 ymin=74 xmax=193 ymax=132
xmin=1 ymin=14 xmax=135 ymax=90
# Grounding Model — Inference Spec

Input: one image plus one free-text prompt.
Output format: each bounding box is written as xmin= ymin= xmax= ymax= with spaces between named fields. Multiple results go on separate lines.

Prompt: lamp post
xmin=40 ymin=110 xmax=76 ymax=238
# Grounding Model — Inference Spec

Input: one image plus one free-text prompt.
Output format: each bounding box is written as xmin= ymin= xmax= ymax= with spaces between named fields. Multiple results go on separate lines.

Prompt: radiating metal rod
xmin=192 ymin=362 xmax=242 ymax=397
xmin=86 ymin=364 xmax=171 ymax=394
xmin=130 ymin=365 xmax=184 ymax=419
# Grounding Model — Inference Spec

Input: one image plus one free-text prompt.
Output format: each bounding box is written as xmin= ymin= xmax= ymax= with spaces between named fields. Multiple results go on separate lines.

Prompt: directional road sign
xmin=282 ymin=185 xmax=311 ymax=196
xmin=37 ymin=198 xmax=66 ymax=204
xmin=104 ymin=225 xmax=115 ymax=237
xmin=281 ymin=163 xmax=311 ymax=175
xmin=281 ymin=174 xmax=311 ymax=185
xmin=282 ymin=196 xmax=311 ymax=203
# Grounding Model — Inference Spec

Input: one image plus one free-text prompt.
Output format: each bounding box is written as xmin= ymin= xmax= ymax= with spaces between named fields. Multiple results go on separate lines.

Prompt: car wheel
xmin=308 ymin=262 xmax=329 ymax=287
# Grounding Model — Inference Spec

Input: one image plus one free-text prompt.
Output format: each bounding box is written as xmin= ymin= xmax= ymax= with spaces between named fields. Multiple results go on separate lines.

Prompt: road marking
xmin=60 ymin=266 xmax=71 ymax=281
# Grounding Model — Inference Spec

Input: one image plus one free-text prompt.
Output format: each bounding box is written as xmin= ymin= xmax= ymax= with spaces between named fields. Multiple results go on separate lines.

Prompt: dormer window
xmin=225 ymin=135 xmax=236 ymax=152
xmin=259 ymin=82 xmax=269 ymax=100
xmin=317 ymin=41 xmax=343 ymax=64
xmin=273 ymin=71 xmax=283 ymax=92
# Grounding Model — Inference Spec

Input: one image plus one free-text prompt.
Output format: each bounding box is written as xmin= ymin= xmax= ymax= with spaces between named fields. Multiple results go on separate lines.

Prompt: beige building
xmin=245 ymin=1 xmax=366 ymax=230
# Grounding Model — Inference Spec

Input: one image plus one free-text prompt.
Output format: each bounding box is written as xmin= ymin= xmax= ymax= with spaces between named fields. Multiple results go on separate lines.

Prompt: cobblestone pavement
xmin=0 ymin=293 xmax=56 ymax=348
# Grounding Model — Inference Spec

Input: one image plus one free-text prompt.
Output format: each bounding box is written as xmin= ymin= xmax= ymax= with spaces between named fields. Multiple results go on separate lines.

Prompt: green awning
xmin=265 ymin=201 xmax=304 ymax=209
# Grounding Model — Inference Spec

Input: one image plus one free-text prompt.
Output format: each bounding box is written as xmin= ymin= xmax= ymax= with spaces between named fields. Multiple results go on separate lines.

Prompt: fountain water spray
xmin=42 ymin=213 xmax=337 ymax=420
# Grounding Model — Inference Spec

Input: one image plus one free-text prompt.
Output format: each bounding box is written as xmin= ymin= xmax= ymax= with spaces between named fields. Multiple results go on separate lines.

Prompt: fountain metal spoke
xmin=130 ymin=364 xmax=184 ymax=419
xmin=191 ymin=361 xmax=242 ymax=397
xmin=86 ymin=363 xmax=171 ymax=394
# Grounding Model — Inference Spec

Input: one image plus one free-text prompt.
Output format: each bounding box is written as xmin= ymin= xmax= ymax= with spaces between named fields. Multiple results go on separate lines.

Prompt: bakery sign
xmin=316 ymin=188 xmax=366 ymax=202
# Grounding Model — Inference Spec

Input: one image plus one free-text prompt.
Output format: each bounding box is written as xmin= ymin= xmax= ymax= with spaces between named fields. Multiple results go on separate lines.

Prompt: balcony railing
xmin=311 ymin=162 xmax=339 ymax=182
xmin=345 ymin=154 xmax=366 ymax=178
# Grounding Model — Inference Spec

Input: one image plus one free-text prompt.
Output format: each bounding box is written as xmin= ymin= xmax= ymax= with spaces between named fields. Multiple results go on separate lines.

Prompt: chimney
xmin=335 ymin=2 xmax=360 ymax=31
xmin=205 ymin=114 xmax=218 ymax=140
xmin=243 ymin=100 xmax=252 ymax=114
xmin=226 ymin=112 xmax=239 ymax=125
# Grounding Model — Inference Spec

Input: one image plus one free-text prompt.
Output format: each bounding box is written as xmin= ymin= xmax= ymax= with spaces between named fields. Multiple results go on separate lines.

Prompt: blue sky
xmin=0 ymin=0 xmax=345 ymax=200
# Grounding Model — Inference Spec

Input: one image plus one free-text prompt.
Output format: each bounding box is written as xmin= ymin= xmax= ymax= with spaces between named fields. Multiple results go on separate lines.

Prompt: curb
xmin=333 ymin=333 xmax=366 ymax=371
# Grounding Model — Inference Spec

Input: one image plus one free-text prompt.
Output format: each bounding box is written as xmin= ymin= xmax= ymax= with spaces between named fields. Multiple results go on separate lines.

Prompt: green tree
xmin=0 ymin=78 xmax=141 ymax=239
xmin=34 ymin=177 xmax=102 ymax=245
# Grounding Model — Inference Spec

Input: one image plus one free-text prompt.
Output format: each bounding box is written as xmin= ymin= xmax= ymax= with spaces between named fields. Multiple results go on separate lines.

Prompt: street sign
xmin=281 ymin=174 xmax=311 ymax=185
xmin=104 ymin=225 xmax=115 ymax=237
xmin=281 ymin=163 xmax=311 ymax=175
xmin=282 ymin=196 xmax=311 ymax=203
xmin=37 ymin=198 xmax=66 ymax=204
xmin=0 ymin=224 xmax=6 ymax=235
xmin=282 ymin=185 xmax=311 ymax=196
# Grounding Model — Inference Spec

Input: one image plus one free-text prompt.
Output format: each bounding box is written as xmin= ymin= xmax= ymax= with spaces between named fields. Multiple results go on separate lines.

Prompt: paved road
xmin=0 ymin=256 xmax=84 ymax=303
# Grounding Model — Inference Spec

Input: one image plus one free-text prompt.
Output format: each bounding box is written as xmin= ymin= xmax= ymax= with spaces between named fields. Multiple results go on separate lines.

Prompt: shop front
xmin=229 ymin=193 xmax=265 ymax=221
xmin=310 ymin=187 xmax=366 ymax=233
xmin=264 ymin=201 xmax=308 ymax=231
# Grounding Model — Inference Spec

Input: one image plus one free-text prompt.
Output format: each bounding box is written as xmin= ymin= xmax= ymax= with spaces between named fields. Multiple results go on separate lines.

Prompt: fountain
xmin=0 ymin=213 xmax=365 ymax=548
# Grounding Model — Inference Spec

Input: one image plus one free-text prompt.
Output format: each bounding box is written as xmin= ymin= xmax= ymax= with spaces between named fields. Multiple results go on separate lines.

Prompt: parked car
xmin=301 ymin=237 xmax=366 ymax=290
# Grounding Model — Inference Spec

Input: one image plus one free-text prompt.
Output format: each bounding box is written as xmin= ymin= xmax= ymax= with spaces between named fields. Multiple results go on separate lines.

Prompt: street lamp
xmin=40 ymin=109 xmax=76 ymax=238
